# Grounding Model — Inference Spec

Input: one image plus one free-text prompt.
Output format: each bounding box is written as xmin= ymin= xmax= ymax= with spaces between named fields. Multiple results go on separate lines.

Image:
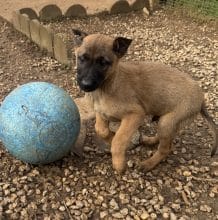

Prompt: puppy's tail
xmin=200 ymin=102 xmax=217 ymax=156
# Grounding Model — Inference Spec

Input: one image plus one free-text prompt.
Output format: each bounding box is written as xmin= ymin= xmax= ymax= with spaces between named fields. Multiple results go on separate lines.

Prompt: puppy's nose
xmin=81 ymin=79 xmax=92 ymax=87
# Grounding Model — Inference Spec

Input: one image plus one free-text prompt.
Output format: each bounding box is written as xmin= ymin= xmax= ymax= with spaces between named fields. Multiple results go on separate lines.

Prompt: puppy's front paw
xmin=112 ymin=157 xmax=126 ymax=174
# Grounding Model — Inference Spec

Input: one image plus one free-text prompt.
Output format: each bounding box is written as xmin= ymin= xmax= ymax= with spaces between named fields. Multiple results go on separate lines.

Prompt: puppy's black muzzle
xmin=77 ymin=77 xmax=99 ymax=92
xmin=77 ymin=63 xmax=109 ymax=92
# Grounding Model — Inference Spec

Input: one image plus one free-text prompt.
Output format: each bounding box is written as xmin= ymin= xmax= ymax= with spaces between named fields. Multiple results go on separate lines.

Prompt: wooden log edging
xmin=11 ymin=1 xmax=158 ymax=67
xmin=12 ymin=10 xmax=72 ymax=66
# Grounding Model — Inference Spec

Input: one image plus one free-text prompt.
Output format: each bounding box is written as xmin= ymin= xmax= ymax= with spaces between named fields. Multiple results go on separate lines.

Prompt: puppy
xmin=72 ymin=29 xmax=217 ymax=174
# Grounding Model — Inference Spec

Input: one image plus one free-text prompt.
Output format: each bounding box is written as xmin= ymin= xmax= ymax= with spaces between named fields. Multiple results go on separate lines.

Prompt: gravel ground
xmin=0 ymin=9 xmax=218 ymax=220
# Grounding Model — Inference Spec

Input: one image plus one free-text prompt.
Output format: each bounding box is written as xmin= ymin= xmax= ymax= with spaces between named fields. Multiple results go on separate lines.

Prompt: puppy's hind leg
xmin=141 ymin=104 xmax=199 ymax=172
xmin=141 ymin=112 xmax=177 ymax=172
xmin=141 ymin=134 xmax=159 ymax=146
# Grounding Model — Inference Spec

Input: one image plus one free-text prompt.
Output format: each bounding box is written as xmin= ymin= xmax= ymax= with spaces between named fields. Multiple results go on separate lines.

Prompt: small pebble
xmin=100 ymin=211 xmax=108 ymax=218
xmin=59 ymin=206 xmax=65 ymax=211
xmin=183 ymin=171 xmax=191 ymax=177
xmin=170 ymin=212 xmax=177 ymax=220
xmin=120 ymin=208 xmax=129 ymax=216
xmin=200 ymin=204 xmax=212 ymax=212
xmin=140 ymin=211 xmax=149 ymax=219
xmin=163 ymin=212 xmax=169 ymax=219
xmin=112 ymin=212 xmax=124 ymax=219
xmin=150 ymin=213 xmax=157 ymax=219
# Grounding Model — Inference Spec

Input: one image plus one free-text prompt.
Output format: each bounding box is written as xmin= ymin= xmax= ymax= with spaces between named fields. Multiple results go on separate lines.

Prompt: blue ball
xmin=0 ymin=82 xmax=80 ymax=164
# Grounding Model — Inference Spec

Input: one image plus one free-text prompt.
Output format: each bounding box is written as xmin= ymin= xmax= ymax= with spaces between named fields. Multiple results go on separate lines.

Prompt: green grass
xmin=166 ymin=0 xmax=218 ymax=19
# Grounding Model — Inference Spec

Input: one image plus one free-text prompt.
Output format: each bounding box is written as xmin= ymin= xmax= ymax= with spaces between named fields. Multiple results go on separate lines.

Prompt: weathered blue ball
xmin=0 ymin=82 xmax=80 ymax=164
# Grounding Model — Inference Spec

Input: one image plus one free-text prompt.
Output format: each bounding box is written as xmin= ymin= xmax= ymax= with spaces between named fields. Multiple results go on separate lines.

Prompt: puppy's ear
xmin=113 ymin=37 xmax=132 ymax=58
xmin=72 ymin=29 xmax=88 ymax=46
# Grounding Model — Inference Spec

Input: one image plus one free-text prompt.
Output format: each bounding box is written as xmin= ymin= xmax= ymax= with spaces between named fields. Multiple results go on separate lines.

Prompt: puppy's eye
xmin=78 ymin=54 xmax=89 ymax=62
xmin=96 ymin=57 xmax=111 ymax=67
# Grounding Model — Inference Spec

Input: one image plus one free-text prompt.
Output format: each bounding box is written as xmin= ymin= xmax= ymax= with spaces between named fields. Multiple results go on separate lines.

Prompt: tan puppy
xmin=73 ymin=29 xmax=217 ymax=174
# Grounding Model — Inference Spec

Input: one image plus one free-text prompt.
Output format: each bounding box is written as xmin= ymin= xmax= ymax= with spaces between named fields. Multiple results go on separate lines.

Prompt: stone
xmin=119 ymin=193 xmax=130 ymax=204
xmin=212 ymin=168 xmax=218 ymax=177
xmin=109 ymin=198 xmax=119 ymax=210
xmin=211 ymin=161 xmax=218 ymax=166
xmin=171 ymin=203 xmax=181 ymax=212
xmin=162 ymin=212 xmax=169 ymax=219
xmin=120 ymin=208 xmax=129 ymax=216
xmin=127 ymin=160 xmax=134 ymax=168
xmin=200 ymin=204 xmax=212 ymax=212
xmin=94 ymin=195 xmax=104 ymax=205
xmin=53 ymin=34 xmax=71 ymax=66
xmin=39 ymin=25 xmax=53 ymax=55
xmin=110 ymin=0 xmax=131 ymax=14
xmin=12 ymin=10 xmax=21 ymax=31
xmin=183 ymin=171 xmax=191 ymax=177
xmin=65 ymin=4 xmax=87 ymax=17
xmin=100 ymin=211 xmax=108 ymax=218
xmin=141 ymin=211 xmax=149 ymax=219
xmin=59 ymin=206 xmax=65 ymax=211
xmin=134 ymin=215 xmax=140 ymax=220
xmin=29 ymin=19 xmax=41 ymax=45
xmin=19 ymin=14 xmax=30 ymax=37
xmin=112 ymin=212 xmax=124 ymax=218
xmin=170 ymin=212 xmax=177 ymax=220
xmin=150 ymin=213 xmax=157 ymax=219
xmin=75 ymin=201 xmax=84 ymax=208
xmin=39 ymin=4 xmax=62 ymax=21
xmin=20 ymin=8 xmax=38 ymax=20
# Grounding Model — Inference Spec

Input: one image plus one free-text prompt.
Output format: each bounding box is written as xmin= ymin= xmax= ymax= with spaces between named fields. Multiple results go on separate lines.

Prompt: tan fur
xmin=74 ymin=33 xmax=217 ymax=174
xmin=73 ymin=97 xmax=95 ymax=156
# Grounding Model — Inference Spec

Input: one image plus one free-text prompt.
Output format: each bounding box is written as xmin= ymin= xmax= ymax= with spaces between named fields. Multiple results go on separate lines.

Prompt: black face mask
xmin=77 ymin=54 xmax=112 ymax=92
